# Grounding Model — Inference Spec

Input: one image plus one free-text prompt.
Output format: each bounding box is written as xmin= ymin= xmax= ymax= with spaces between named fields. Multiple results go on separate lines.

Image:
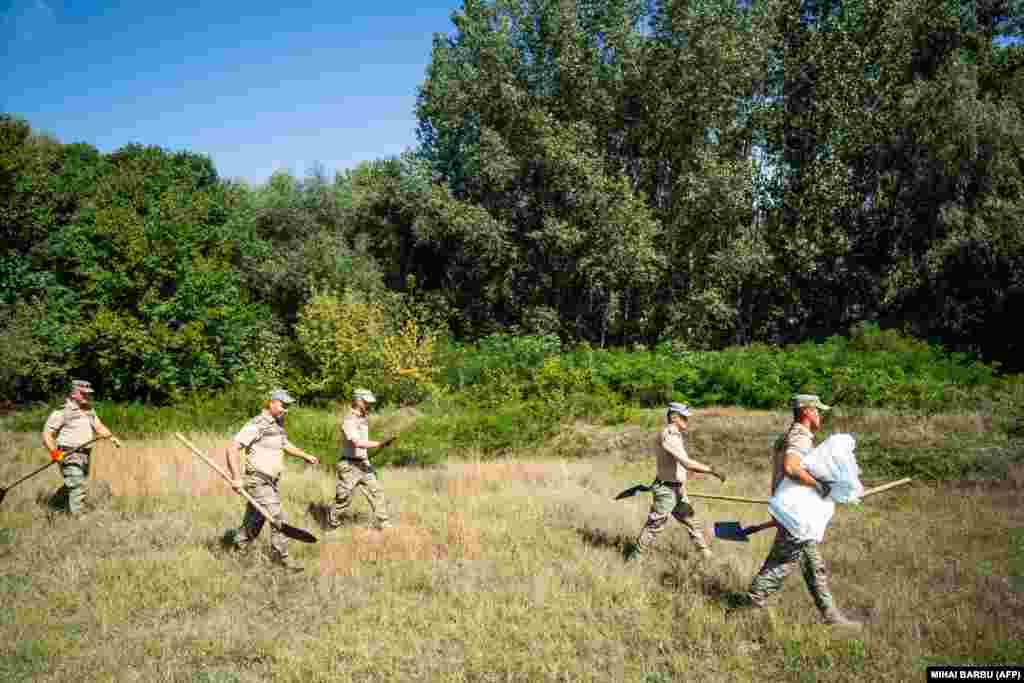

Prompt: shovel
xmin=0 ymin=435 xmax=120 ymax=507
xmin=614 ymin=483 xmax=654 ymax=500
xmin=174 ymin=432 xmax=317 ymax=544
xmin=713 ymin=478 xmax=913 ymax=542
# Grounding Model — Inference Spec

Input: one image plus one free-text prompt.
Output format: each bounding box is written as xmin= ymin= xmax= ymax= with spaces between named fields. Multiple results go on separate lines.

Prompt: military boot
xmin=272 ymin=555 xmax=304 ymax=574
xmin=823 ymin=608 xmax=863 ymax=630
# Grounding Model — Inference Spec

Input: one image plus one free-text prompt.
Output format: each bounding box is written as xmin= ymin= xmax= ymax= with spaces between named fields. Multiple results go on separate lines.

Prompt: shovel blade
xmin=615 ymin=484 xmax=651 ymax=500
xmin=276 ymin=522 xmax=317 ymax=544
xmin=714 ymin=521 xmax=751 ymax=542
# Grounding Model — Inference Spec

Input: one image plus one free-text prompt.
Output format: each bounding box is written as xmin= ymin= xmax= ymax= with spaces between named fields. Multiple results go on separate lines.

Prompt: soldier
xmin=225 ymin=389 xmax=319 ymax=572
xmin=738 ymin=394 xmax=862 ymax=629
xmin=627 ymin=403 xmax=726 ymax=561
xmin=327 ymin=388 xmax=395 ymax=530
xmin=41 ymin=380 xmax=114 ymax=516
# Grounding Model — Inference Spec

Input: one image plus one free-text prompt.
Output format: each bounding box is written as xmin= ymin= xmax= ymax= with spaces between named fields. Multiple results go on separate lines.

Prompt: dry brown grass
xmin=1 ymin=408 xmax=1022 ymax=682
xmin=434 ymin=458 xmax=567 ymax=497
xmin=837 ymin=411 xmax=988 ymax=449
xmin=91 ymin=433 xmax=232 ymax=499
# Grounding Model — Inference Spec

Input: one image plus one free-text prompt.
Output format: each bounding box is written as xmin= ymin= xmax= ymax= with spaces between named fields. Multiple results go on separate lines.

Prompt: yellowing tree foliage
xmin=295 ymin=290 xmax=439 ymax=404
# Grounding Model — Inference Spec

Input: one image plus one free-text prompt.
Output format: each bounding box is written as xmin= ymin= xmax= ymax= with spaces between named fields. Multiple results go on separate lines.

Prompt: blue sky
xmin=1 ymin=0 xmax=461 ymax=185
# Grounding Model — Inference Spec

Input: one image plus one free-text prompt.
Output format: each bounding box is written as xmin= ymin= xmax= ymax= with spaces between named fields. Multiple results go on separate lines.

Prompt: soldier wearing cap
xmin=41 ymin=380 xmax=114 ymax=516
xmin=628 ymin=403 xmax=726 ymax=561
xmin=738 ymin=393 xmax=862 ymax=629
xmin=326 ymin=388 xmax=395 ymax=530
xmin=225 ymin=388 xmax=320 ymax=572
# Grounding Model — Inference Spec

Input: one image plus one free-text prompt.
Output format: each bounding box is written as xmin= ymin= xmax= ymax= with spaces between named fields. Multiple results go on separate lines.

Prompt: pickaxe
xmin=0 ymin=434 xmax=122 ymax=507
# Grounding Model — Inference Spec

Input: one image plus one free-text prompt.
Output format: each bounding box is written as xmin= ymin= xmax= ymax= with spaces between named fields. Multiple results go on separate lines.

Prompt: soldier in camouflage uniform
xmin=41 ymin=380 xmax=114 ymax=516
xmin=740 ymin=394 xmax=862 ymax=629
xmin=225 ymin=389 xmax=320 ymax=572
xmin=327 ymin=388 xmax=395 ymax=530
xmin=628 ymin=403 xmax=726 ymax=561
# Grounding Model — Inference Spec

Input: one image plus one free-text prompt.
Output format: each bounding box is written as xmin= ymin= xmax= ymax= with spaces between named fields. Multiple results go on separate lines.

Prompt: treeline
xmin=2 ymin=0 xmax=1023 ymax=403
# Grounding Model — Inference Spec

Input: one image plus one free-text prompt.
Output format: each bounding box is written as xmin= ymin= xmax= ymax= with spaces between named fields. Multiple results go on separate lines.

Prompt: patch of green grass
xmin=843 ymin=640 xmax=868 ymax=674
xmin=1010 ymin=528 xmax=1024 ymax=592
xmin=641 ymin=672 xmax=673 ymax=683
xmin=0 ymin=639 xmax=50 ymax=682
xmin=0 ymin=528 xmax=15 ymax=545
xmin=193 ymin=672 xmax=241 ymax=683
xmin=0 ymin=575 xmax=30 ymax=594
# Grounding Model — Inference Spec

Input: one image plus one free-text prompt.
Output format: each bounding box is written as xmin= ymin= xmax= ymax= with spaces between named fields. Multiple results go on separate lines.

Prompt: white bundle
xmin=767 ymin=434 xmax=864 ymax=542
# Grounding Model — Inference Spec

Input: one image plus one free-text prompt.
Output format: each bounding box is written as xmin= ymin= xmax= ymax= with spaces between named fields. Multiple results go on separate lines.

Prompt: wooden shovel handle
xmin=690 ymin=492 xmax=770 ymax=504
xmin=174 ymin=432 xmax=279 ymax=527
xmin=691 ymin=477 xmax=913 ymax=505
xmin=861 ymin=478 xmax=912 ymax=498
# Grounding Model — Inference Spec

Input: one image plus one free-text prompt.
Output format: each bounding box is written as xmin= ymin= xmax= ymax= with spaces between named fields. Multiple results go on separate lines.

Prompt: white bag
xmin=767 ymin=434 xmax=864 ymax=542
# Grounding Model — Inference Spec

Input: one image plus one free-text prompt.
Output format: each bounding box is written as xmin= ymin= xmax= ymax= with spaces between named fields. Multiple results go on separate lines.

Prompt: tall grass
xmin=1 ymin=409 xmax=1021 ymax=681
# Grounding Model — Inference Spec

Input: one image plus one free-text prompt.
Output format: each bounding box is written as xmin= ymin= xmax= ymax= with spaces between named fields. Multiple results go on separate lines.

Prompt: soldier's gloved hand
xmin=49 ymin=448 xmax=64 ymax=462
xmin=814 ymin=479 xmax=833 ymax=500
xmin=710 ymin=469 xmax=727 ymax=484
xmin=305 ymin=455 xmax=320 ymax=465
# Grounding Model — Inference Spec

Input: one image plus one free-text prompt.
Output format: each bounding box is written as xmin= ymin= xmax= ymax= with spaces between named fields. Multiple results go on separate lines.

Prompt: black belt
xmin=653 ymin=479 xmax=682 ymax=489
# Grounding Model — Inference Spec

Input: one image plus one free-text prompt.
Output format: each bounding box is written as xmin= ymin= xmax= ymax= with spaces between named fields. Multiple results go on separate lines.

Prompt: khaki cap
xmin=792 ymin=394 xmax=831 ymax=411
xmin=667 ymin=402 xmax=690 ymax=418
xmin=269 ymin=388 xmax=295 ymax=404
xmin=353 ymin=388 xmax=376 ymax=403
xmin=70 ymin=379 xmax=94 ymax=394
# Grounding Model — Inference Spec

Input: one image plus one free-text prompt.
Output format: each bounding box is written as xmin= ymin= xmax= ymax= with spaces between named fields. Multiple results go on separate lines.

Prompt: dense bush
xmin=5 ymin=324 xmax=1019 ymax=480
xmin=433 ymin=325 xmax=999 ymax=415
xmin=294 ymin=289 xmax=441 ymax=405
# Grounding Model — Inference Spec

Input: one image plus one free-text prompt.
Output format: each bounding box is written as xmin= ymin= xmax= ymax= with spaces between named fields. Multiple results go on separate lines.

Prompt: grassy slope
xmin=1 ymin=409 xmax=1022 ymax=682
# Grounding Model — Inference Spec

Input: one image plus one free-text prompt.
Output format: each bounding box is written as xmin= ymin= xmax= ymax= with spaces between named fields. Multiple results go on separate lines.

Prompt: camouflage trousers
xmin=747 ymin=525 xmax=835 ymax=614
xmin=230 ymin=470 xmax=289 ymax=560
xmin=329 ymin=459 xmax=389 ymax=528
xmin=635 ymin=481 xmax=709 ymax=554
xmin=58 ymin=459 xmax=90 ymax=515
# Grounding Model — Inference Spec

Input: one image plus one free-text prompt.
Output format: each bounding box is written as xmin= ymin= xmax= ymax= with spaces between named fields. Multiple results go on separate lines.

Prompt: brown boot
xmin=823 ymin=607 xmax=862 ymax=630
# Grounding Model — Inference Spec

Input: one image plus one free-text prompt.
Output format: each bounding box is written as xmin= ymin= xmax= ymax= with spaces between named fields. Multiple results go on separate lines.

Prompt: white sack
xmin=767 ymin=433 xmax=864 ymax=542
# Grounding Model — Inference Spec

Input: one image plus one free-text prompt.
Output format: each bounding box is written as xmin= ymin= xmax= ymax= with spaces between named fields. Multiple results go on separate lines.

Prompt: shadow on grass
xmin=575 ymin=525 xmax=635 ymax=560
xmin=305 ymin=502 xmax=367 ymax=531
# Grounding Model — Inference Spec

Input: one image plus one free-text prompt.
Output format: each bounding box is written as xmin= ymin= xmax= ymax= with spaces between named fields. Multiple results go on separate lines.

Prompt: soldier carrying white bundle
xmin=731 ymin=394 xmax=863 ymax=629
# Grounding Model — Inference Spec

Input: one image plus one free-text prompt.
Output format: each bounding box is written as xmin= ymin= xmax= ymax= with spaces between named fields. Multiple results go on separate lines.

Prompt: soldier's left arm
xmin=283 ymin=442 xmax=319 ymax=465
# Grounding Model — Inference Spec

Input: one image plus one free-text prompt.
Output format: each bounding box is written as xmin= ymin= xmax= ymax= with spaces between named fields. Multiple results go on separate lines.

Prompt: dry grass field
xmin=1 ymin=409 xmax=1022 ymax=682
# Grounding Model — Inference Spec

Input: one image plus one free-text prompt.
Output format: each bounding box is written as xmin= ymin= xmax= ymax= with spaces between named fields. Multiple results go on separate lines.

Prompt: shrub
xmin=294 ymin=289 xmax=440 ymax=405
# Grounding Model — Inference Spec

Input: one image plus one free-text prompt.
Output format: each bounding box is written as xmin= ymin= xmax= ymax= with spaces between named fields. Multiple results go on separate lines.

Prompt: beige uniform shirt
xmin=340 ymin=409 xmax=369 ymax=463
xmin=771 ymin=422 xmax=815 ymax=495
xmin=655 ymin=424 xmax=698 ymax=484
xmin=44 ymin=400 xmax=98 ymax=464
xmin=233 ymin=410 xmax=292 ymax=479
